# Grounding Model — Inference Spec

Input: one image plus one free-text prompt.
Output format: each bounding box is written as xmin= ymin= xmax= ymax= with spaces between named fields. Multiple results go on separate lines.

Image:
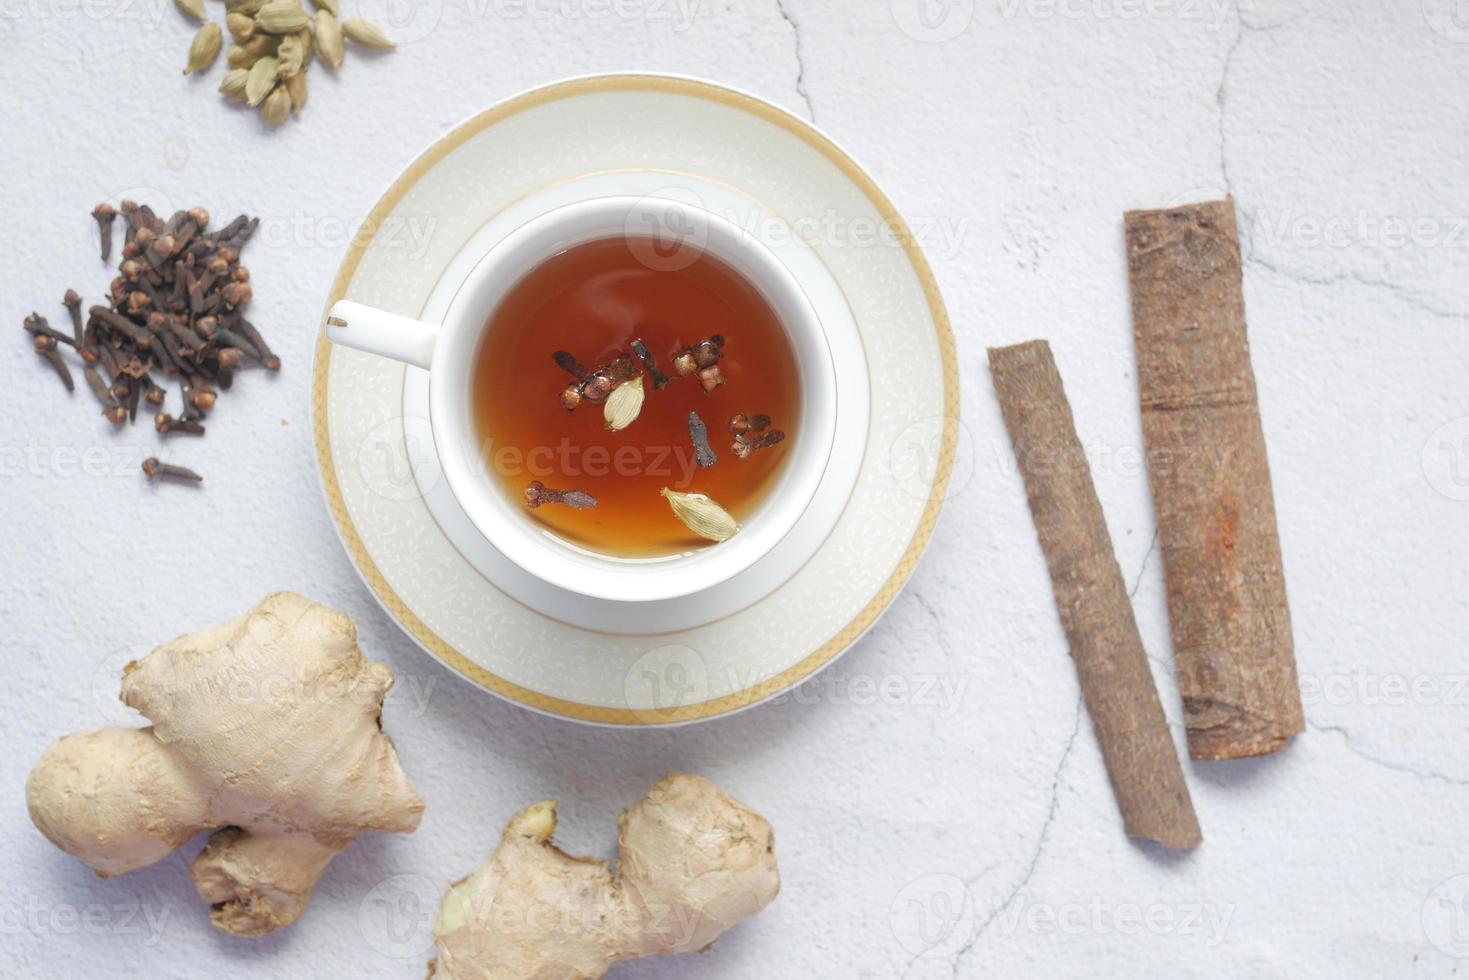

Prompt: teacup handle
xmin=324 ymin=300 xmax=441 ymax=371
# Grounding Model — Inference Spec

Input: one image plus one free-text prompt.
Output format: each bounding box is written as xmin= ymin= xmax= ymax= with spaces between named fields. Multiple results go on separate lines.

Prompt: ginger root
xmin=26 ymin=592 xmax=425 ymax=936
xmin=431 ymin=773 xmax=779 ymax=979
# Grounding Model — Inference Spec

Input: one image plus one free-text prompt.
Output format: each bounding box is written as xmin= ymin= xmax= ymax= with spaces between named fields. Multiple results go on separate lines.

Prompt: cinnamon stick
xmin=1124 ymin=198 xmax=1304 ymax=760
xmin=989 ymin=340 xmax=1201 ymax=849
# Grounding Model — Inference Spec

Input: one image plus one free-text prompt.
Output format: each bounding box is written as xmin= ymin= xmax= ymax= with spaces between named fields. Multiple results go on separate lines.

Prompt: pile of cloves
xmin=21 ymin=200 xmax=281 ymax=485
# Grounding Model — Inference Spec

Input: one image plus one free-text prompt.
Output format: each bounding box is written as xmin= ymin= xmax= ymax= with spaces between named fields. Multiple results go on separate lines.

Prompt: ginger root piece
xmin=26 ymin=592 xmax=425 ymax=936
xmin=431 ymin=773 xmax=779 ymax=979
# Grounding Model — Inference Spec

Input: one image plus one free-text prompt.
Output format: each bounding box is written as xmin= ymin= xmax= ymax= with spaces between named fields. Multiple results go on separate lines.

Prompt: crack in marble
xmin=931 ymin=695 xmax=1084 ymax=978
xmin=1128 ymin=529 xmax=1159 ymax=600
xmin=1307 ymin=719 xmax=1469 ymax=788
xmin=1246 ymin=253 xmax=1469 ymax=323
xmin=774 ymin=0 xmax=816 ymax=120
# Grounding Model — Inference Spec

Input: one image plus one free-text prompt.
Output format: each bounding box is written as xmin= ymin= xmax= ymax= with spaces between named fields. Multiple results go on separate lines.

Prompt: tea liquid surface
xmin=472 ymin=236 xmax=800 ymax=556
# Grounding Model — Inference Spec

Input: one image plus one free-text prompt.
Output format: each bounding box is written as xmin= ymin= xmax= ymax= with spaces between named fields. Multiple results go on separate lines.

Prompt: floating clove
xmin=630 ymin=337 xmax=669 ymax=389
xmin=155 ymin=412 xmax=205 ymax=436
xmin=688 ymin=411 xmax=717 ymax=468
xmin=523 ymin=480 xmax=597 ymax=510
xmin=729 ymin=412 xmax=785 ymax=458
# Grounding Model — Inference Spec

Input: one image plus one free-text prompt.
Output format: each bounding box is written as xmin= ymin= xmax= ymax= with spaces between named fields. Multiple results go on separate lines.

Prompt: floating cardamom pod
xmin=260 ymin=86 xmax=291 ymax=126
xmin=226 ymin=11 xmax=255 ymax=41
xmin=603 ymin=378 xmax=645 ymax=431
xmin=183 ymin=22 xmax=222 ymax=75
xmin=342 ymin=17 xmax=394 ymax=50
xmin=309 ymin=0 xmax=336 ymax=13
xmin=174 ymin=0 xmax=205 ymax=21
xmin=285 ymin=69 xmax=308 ymax=114
xmin=313 ymin=10 xmax=344 ymax=70
xmin=661 ymin=488 xmax=739 ymax=543
xmin=245 ymin=55 xmax=279 ymax=106
xmin=255 ymin=1 xmax=310 ymax=33
xmin=218 ymin=67 xmax=250 ymax=102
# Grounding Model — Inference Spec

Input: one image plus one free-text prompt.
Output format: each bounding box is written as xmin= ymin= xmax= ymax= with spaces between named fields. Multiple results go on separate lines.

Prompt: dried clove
xmin=142 ymin=457 xmax=203 ymax=483
xmin=553 ymin=350 xmax=591 ymax=381
xmin=523 ymin=480 xmax=597 ymax=510
xmin=730 ymin=412 xmax=785 ymax=458
xmin=62 ymin=290 xmax=84 ymax=346
xmin=24 ymin=313 xmax=76 ymax=349
xmin=91 ymin=204 xmax=117 ymax=261
xmin=687 ymin=411 xmax=717 ymax=468
xmin=732 ymin=428 xmax=785 ymax=458
xmin=559 ymin=352 xmax=639 ymax=410
xmin=630 ymin=337 xmax=669 ymax=389
xmin=84 ymin=367 xmax=126 ymax=424
xmin=155 ymin=412 xmax=205 ymax=436
xmin=671 ymin=335 xmax=726 ymax=392
xmin=33 ymin=335 xmax=74 ymax=392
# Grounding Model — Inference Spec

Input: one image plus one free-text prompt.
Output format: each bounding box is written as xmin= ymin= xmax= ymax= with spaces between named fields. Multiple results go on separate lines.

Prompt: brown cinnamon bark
xmin=989 ymin=340 xmax=1201 ymax=849
xmin=1124 ymin=198 xmax=1304 ymax=760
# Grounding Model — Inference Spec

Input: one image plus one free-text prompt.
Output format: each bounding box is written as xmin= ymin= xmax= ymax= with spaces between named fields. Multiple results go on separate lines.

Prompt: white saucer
xmin=312 ymin=74 xmax=957 ymax=725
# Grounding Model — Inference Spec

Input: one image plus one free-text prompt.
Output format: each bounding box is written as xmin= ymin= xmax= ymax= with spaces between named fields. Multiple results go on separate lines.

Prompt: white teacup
xmin=325 ymin=196 xmax=837 ymax=604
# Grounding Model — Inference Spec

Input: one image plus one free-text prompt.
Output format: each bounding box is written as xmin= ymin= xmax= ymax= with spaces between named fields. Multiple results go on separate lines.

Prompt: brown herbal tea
xmin=471 ymin=236 xmax=800 ymax=557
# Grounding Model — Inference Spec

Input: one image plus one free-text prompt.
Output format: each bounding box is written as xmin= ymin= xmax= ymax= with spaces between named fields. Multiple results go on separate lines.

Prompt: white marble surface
xmin=3 ymin=1 xmax=1468 ymax=977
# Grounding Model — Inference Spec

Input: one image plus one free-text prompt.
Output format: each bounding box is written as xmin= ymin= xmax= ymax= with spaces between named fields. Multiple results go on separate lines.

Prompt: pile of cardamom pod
xmin=178 ymin=0 xmax=393 ymax=127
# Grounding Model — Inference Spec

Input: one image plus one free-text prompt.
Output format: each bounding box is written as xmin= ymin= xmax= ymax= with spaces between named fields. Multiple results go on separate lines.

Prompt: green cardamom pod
xmin=285 ymin=70 xmax=308 ymax=114
xmin=309 ymin=0 xmax=336 ymax=14
xmin=226 ymin=11 xmax=255 ymax=41
xmin=260 ymin=86 xmax=291 ymax=126
xmin=183 ymin=23 xmax=223 ymax=75
xmin=218 ymin=68 xmax=250 ymax=102
xmin=341 ymin=17 xmax=394 ymax=50
xmin=174 ymin=0 xmax=206 ymax=21
xmin=255 ymin=1 xmax=310 ymax=34
xmin=313 ymin=10 xmax=344 ymax=70
xmin=245 ymin=55 xmax=279 ymax=106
